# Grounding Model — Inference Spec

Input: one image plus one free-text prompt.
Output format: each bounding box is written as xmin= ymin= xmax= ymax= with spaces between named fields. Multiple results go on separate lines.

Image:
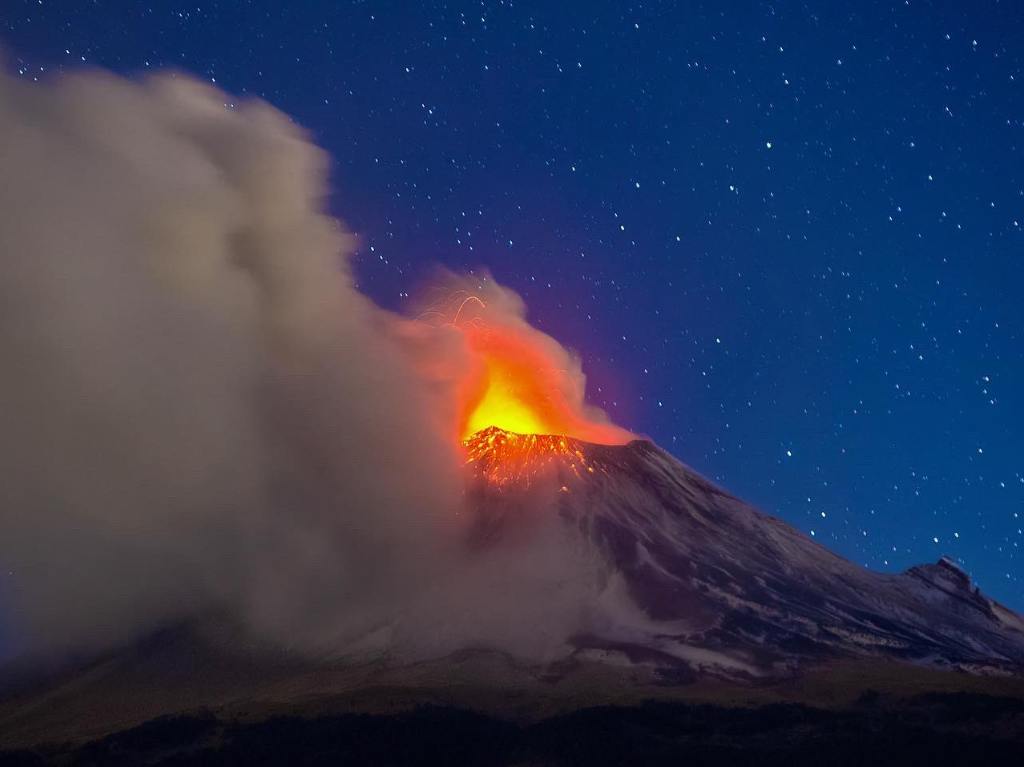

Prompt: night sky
xmin=4 ymin=1 xmax=1021 ymax=609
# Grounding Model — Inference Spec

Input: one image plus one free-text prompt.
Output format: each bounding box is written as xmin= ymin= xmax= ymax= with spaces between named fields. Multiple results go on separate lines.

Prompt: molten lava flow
xmin=464 ymin=426 xmax=594 ymax=487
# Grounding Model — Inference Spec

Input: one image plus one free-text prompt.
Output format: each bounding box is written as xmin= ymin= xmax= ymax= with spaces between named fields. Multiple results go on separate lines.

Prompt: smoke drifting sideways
xmin=0 ymin=67 xmax=640 ymax=666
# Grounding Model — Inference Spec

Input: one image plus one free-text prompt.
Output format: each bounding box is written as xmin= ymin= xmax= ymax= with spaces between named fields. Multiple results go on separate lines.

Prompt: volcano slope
xmin=463 ymin=427 xmax=1024 ymax=679
xmin=2 ymin=428 xmax=1023 ymax=762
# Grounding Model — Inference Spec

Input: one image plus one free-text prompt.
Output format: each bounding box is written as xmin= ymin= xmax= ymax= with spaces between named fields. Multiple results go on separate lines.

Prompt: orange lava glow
xmin=464 ymin=356 xmax=548 ymax=437
xmin=451 ymin=303 xmax=628 ymax=445
xmin=416 ymin=285 xmax=631 ymax=484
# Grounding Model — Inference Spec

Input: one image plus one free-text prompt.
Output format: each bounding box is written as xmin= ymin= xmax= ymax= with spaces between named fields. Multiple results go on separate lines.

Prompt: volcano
xmin=2 ymin=428 xmax=1023 ymax=755
xmin=463 ymin=427 xmax=1024 ymax=677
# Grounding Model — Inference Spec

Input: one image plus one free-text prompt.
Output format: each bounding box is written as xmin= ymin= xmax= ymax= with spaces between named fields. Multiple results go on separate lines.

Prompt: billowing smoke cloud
xmin=0 ymin=66 xmax=637 ymax=666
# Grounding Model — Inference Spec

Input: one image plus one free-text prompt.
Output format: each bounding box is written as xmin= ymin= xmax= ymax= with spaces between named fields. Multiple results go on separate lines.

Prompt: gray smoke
xmin=0 ymin=67 xmax=640 ymax=666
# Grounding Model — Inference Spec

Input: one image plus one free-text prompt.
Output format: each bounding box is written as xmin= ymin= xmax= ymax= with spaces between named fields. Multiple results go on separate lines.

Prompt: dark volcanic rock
xmin=4 ymin=694 xmax=1024 ymax=766
xmin=467 ymin=430 xmax=1024 ymax=676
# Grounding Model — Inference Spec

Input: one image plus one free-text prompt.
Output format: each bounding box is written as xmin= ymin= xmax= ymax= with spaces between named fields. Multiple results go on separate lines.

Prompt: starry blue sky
xmin=4 ymin=1 xmax=1021 ymax=608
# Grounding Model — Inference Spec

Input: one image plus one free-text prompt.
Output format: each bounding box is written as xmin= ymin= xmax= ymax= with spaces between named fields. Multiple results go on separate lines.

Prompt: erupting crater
xmin=425 ymin=287 xmax=634 ymax=485
xmin=462 ymin=426 xmax=595 ymax=487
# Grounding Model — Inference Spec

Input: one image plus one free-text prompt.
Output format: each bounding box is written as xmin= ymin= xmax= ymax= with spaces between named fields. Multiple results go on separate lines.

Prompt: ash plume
xmin=0 ymin=66 xmax=635 ymax=664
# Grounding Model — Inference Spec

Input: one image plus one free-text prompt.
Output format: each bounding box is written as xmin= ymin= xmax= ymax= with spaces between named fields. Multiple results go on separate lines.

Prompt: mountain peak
xmin=905 ymin=556 xmax=974 ymax=593
xmin=461 ymin=426 xmax=666 ymax=489
xmin=462 ymin=426 xmax=592 ymax=487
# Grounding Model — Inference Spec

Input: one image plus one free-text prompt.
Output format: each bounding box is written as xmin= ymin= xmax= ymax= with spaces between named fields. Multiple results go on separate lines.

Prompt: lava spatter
xmin=462 ymin=426 xmax=594 ymax=488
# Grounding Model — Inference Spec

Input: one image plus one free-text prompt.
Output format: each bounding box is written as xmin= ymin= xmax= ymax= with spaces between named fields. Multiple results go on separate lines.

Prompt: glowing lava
xmin=463 ymin=426 xmax=594 ymax=487
xmin=454 ymin=317 xmax=628 ymax=486
xmin=451 ymin=302 xmax=630 ymax=445
xmin=463 ymin=357 xmax=547 ymax=438
xmin=418 ymin=284 xmax=632 ymax=484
